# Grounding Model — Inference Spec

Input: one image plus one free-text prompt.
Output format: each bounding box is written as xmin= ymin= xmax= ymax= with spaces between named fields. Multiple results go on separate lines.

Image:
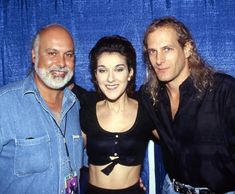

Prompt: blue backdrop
xmin=0 ymin=0 xmax=235 ymax=193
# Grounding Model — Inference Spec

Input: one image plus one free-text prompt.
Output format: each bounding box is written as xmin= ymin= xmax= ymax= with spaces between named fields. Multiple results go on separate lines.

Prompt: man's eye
xmin=163 ymin=47 xmax=173 ymax=52
xmin=66 ymin=53 xmax=74 ymax=58
xmin=147 ymin=49 xmax=157 ymax=55
xmin=48 ymin=51 xmax=57 ymax=56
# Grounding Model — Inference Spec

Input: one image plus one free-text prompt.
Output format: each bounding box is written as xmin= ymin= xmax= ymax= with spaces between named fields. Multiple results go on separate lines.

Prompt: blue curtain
xmin=1 ymin=0 xmax=235 ymax=193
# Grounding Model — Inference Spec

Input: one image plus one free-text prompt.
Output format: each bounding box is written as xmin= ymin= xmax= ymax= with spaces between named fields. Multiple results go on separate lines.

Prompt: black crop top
xmin=80 ymin=95 xmax=155 ymax=175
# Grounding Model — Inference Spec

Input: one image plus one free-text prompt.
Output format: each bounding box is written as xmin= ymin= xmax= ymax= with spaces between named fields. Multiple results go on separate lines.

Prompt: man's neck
xmin=165 ymin=72 xmax=190 ymax=96
xmin=42 ymin=90 xmax=64 ymax=114
xmin=165 ymin=78 xmax=185 ymax=119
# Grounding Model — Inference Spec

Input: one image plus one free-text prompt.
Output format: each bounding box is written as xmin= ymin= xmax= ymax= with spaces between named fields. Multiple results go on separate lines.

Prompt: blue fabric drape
xmin=0 ymin=1 xmax=234 ymax=193
xmin=1 ymin=0 xmax=234 ymax=88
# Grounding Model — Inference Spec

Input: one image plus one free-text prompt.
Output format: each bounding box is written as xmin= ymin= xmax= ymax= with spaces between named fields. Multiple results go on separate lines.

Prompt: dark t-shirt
xmin=80 ymin=94 xmax=156 ymax=175
xmin=71 ymin=84 xmax=98 ymax=106
xmin=141 ymin=73 xmax=235 ymax=192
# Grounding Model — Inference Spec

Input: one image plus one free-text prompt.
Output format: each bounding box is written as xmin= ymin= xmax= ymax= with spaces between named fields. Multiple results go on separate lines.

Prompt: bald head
xmin=33 ymin=24 xmax=74 ymax=56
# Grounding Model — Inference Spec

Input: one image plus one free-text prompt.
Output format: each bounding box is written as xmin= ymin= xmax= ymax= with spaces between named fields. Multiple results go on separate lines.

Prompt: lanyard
xmin=55 ymin=114 xmax=73 ymax=172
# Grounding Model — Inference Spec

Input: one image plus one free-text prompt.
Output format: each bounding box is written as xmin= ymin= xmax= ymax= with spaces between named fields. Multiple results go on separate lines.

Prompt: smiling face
xmin=95 ymin=52 xmax=133 ymax=101
xmin=146 ymin=27 xmax=191 ymax=87
xmin=32 ymin=25 xmax=74 ymax=89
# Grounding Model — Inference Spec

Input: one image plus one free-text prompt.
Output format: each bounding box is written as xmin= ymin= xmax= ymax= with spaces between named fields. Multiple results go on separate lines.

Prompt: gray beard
xmin=34 ymin=63 xmax=73 ymax=89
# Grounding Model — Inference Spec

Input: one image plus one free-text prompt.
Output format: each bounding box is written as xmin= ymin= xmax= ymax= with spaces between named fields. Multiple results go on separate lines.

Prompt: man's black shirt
xmin=141 ymin=73 xmax=235 ymax=193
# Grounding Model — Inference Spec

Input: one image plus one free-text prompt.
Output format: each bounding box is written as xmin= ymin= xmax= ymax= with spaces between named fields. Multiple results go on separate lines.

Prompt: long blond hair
xmin=143 ymin=16 xmax=214 ymax=105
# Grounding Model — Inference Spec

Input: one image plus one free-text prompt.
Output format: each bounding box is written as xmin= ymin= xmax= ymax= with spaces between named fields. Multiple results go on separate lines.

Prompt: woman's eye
xmin=115 ymin=68 xmax=124 ymax=72
xmin=97 ymin=69 xmax=106 ymax=73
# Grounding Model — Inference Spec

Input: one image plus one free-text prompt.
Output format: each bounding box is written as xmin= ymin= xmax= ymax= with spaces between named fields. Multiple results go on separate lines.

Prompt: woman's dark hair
xmin=89 ymin=35 xmax=136 ymax=97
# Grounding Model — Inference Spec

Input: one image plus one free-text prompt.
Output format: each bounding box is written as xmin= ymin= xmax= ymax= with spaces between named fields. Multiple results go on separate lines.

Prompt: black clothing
xmin=141 ymin=73 xmax=235 ymax=193
xmin=71 ymin=85 xmax=93 ymax=194
xmin=80 ymin=96 xmax=155 ymax=175
xmin=71 ymin=84 xmax=87 ymax=101
xmin=71 ymin=84 xmax=98 ymax=106
xmin=86 ymin=182 xmax=145 ymax=194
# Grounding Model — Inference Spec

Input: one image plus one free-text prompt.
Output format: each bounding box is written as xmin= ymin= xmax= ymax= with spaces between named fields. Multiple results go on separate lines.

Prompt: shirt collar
xmin=159 ymin=75 xmax=197 ymax=98
xmin=22 ymin=72 xmax=38 ymax=95
xmin=22 ymin=71 xmax=77 ymax=105
xmin=179 ymin=75 xmax=195 ymax=92
xmin=22 ymin=71 xmax=77 ymax=120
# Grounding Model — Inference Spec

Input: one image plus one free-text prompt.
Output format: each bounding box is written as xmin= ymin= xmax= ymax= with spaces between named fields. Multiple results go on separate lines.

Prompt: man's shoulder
xmin=0 ymin=79 xmax=24 ymax=98
xmin=211 ymin=73 xmax=235 ymax=97
xmin=215 ymin=72 xmax=234 ymax=79
xmin=214 ymin=72 xmax=235 ymax=87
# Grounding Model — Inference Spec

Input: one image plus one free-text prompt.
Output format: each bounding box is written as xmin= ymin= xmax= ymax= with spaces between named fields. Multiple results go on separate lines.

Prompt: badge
xmin=65 ymin=171 xmax=78 ymax=194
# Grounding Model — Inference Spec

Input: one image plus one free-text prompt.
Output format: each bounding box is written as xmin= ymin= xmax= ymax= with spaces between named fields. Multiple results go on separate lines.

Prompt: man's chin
xmin=47 ymin=79 xmax=70 ymax=89
xmin=35 ymin=68 xmax=73 ymax=90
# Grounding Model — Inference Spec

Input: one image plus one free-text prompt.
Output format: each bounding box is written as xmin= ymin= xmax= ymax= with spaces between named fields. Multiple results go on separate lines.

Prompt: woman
xmin=80 ymin=35 xmax=158 ymax=194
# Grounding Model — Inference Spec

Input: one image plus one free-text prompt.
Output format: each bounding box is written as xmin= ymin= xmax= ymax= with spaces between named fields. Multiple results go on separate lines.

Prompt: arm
xmin=225 ymin=81 xmax=235 ymax=160
xmin=139 ymin=86 xmax=161 ymax=141
xmin=139 ymin=177 xmax=147 ymax=191
xmin=221 ymin=75 xmax=235 ymax=176
xmin=81 ymin=131 xmax=87 ymax=147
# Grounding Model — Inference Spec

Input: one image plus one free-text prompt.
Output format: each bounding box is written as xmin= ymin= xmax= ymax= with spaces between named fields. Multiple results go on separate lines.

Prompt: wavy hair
xmin=143 ymin=16 xmax=214 ymax=105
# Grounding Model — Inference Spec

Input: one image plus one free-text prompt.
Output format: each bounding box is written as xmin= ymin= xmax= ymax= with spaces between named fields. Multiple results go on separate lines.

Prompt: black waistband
xmin=87 ymin=182 xmax=143 ymax=194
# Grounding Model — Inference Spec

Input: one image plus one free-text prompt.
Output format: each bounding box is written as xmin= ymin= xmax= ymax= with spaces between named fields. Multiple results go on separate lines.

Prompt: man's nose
xmin=156 ymin=52 xmax=165 ymax=65
xmin=58 ymin=55 xmax=66 ymax=68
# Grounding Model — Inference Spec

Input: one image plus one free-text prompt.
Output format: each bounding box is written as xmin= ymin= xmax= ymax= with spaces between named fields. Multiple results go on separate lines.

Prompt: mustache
xmin=48 ymin=66 xmax=70 ymax=73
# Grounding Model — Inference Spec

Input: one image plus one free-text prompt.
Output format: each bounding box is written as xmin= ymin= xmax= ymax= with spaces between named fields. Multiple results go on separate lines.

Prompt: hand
xmin=139 ymin=177 xmax=147 ymax=191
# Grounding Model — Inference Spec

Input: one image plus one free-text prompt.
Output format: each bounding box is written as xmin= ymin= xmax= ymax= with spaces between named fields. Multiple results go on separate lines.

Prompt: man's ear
xmin=32 ymin=50 xmax=36 ymax=63
xmin=184 ymin=41 xmax=193 ymax=58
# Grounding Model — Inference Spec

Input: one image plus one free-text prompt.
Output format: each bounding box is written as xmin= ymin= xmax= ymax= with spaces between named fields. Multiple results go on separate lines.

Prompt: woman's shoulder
xmin=72 ymin=84 xmax=99 ymax=107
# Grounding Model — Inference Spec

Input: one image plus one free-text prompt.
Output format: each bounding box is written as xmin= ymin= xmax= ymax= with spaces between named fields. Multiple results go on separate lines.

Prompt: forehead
xmin=97 ymin=52 xmax=127 ymax=67
xmin=147 ymin=27 xmax=179 ymax=48
xmin=39 ymin=27 xmax=74 ymax=51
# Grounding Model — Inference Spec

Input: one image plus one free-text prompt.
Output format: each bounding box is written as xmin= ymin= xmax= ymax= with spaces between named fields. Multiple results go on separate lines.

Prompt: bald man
xmin=0 ymin=24 xmax=83 ymax=194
